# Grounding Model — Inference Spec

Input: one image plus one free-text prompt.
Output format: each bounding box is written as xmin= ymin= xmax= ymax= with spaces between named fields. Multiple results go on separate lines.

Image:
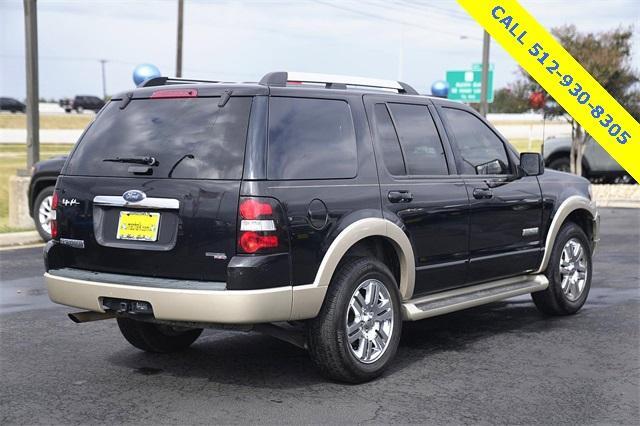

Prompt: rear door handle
xmin=472 ymin=188 xmax=493 ymax=199
xmin=388 ymin=191 xmax=413 ymax=203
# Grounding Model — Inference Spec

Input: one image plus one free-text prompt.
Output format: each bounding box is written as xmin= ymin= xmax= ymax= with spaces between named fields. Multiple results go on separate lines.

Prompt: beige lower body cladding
xmin=45 ymin=272 xmax=297 ymax=324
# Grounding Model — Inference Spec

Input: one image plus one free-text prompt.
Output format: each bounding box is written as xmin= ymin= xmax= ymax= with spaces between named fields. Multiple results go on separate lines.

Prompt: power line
xmin=311 ymin=0 xmax=479 ymax=40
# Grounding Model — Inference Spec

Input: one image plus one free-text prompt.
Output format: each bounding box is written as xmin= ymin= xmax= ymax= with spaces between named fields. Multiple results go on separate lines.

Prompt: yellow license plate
xmin=116 ymin=211 xmax=160 ymax=242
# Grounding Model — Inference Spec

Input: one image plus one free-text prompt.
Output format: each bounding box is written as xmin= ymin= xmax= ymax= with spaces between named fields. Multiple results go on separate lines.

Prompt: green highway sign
xmin=446 ymin=65 xmax=494 ymax=103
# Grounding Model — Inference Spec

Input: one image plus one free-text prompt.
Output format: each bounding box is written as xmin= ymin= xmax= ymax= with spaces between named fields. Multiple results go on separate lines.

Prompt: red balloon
xmin=529 ymin=91 xmax=545 ymax=109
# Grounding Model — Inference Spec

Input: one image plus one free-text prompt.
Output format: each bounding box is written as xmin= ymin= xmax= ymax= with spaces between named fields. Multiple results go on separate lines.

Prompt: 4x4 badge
xmin=61 ymin=198 xmax=79 ymax=207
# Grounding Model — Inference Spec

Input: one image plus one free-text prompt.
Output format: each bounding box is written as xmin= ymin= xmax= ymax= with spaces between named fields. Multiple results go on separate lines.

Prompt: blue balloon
xmin=133 ymin=63 xmax=161 ymax=86
xmin=431 ymin=80 xmax=449 ymax=98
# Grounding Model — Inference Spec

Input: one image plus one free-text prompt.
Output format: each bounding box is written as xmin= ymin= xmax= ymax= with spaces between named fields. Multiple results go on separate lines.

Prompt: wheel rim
xmin=559 ymin=238 xmax=588 ymax=302
xmin=38 ymin=195 xmax=53 ymax=236
xmin=345 ymin=279 xmax=394 ymax=364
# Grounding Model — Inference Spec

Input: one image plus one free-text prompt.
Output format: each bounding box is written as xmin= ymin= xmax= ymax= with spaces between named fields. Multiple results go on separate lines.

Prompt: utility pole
xmin=175 ymin=0 xmax=184 ymax=77
xmin=24 ymin=0 xmax=39 ymax=168
xmin=479 ymin=30 xmax=491 ymax=117
xmin=100 ymin=59 xmax=107 ymax=99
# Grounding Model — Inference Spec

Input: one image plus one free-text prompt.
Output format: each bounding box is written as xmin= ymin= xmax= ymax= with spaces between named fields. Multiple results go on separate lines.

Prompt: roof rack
xmin=139 ymin=77 xmax=222 ymax=88
xmin=259 ymin=71 xmax=419 ymax=95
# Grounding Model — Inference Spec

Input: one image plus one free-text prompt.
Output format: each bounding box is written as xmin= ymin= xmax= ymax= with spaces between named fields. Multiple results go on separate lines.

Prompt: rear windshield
xmin=64 ymin=96 xmax=252 ymax=179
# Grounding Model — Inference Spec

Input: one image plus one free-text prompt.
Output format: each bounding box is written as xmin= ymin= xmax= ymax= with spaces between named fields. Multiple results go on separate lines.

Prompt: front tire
xmin=532 ymin=222 xmax=592 ymax=315
xmin=33 ymin=186 xmax=55 ymax=241
xmin=307 ymin=257 xmax=402 ymax=383
xmin=548 ymin=157 xmax=571 ymax=173
xmin=117 ymin=318 xmax=202 ymax=353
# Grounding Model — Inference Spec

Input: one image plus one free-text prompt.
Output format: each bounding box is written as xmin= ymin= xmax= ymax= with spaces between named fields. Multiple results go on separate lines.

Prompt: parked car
xmin=43 ymin=72 xmax=599 ymax=383
xmin=0 ymin=97 xmax=26 ymax=113
xmin=29 ymin=156 xmax=68 ymax=241
xmin=59 ymin=95 xmax=105 ymax=113
xmin=544 ymin=135 xmax=633 ymax=183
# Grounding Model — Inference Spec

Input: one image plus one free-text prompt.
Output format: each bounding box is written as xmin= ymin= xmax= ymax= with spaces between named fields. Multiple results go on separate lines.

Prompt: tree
xmin=519 ymin=25 xmax=640 ymax=175
xmin=486 ymin=80 xmax=532 ymax=113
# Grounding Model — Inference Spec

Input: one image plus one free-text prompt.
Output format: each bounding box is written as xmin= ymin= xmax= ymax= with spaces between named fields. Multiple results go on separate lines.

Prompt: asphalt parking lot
xmin=1 ymin=208 xmax=638 ymax=424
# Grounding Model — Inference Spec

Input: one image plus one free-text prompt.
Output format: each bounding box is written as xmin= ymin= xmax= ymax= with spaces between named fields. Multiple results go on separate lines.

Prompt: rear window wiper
xmin=103 ymin=156 xmax=158 ymax=166
xmin=168 ymin=154 xmax=195 ymax=178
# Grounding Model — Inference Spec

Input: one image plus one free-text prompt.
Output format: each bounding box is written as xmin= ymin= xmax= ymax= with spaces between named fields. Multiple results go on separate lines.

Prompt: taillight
xmin=239 ymin=232 xmax=279 ymax=254
xmin=237 ymin=197 xmax=287 ymax=254
xmin=50 ymin=191 xmax=59 ymax=239
xmin=239 ymin=198 xmax=273 ymax=219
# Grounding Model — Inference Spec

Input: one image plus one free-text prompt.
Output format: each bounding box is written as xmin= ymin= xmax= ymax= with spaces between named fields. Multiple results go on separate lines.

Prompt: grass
xmin=0 ymin=143 xmax=74 ymax=233
xmin=0 ymin=114 xmax=92 ymax=129
xmin=509 ymin=138 xmax=543 ymax=153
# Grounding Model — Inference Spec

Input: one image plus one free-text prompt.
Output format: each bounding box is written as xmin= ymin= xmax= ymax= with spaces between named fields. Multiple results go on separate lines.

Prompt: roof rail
xmin=259 ymin=71 xmax=418 ymax=95
xmin=139 ymin=76 xmax=222 ymax=88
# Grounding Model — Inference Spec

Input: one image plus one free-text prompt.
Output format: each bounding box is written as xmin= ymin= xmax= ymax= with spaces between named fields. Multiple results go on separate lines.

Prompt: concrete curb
xmin=592 ymin=184 xmax=640 ymax=209
xmin=0 ymin=231 xmax=42 ymax=248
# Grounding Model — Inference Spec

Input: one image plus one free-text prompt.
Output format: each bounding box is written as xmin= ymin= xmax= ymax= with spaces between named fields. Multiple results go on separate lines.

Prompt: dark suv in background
xmin=0 ymin=97 xmax=26 ymax=113
xmin=59 ymin=95 xmax=105 ymax=113
xmin=44 ymin=72 xmax=598 ymax=383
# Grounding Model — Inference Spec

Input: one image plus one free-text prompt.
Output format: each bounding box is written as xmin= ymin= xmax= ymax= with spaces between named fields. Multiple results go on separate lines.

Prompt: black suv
xmin=59 ymin=95 xmax=105 ymax=113
xmin=44 ymin=72 xmax=599 ymax=383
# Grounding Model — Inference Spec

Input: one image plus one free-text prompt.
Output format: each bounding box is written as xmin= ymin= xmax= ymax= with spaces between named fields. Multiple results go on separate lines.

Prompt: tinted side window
xmin=268 ymin=97 xmax=357 ymax=180
xmin=443 ymin=108 xmax=510 ymax=175
xmin=388 ymin=103 xmax=448 ymax=175
xmin=373 ymin=103 xmax=406 ymax=175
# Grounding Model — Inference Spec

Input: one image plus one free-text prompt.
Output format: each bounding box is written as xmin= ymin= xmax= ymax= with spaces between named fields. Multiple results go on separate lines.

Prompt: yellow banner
xmin=457 ymin=0 xmax=640 ymax=182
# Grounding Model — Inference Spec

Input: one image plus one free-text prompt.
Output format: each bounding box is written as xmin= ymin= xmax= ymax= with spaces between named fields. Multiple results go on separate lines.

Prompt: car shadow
xmin=107 ymin=298 xmax=565 ymax=388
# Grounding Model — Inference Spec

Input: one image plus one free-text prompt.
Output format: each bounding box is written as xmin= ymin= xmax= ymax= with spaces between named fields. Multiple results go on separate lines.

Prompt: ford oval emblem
xmin=122 ymin=190 xmax=146 ymax=203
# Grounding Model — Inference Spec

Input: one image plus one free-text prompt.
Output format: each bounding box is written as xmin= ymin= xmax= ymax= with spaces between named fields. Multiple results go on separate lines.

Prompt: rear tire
xmin=117 ymin=318 xmax=202 ymax=353
xmin=307 ymin=257 xmax=402 ymax=383
xmin=532 ymin=222 xmax=592 ymax=315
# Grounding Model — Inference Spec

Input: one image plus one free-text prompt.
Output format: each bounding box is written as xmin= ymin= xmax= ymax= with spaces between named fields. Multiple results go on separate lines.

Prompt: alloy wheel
xmin=345 ymin=279 xmax=394 ymax=364
xmin=559 ymin=238 xmax=588 ymax=302
xmin=38 ymin=195 xmax=54 ymax=236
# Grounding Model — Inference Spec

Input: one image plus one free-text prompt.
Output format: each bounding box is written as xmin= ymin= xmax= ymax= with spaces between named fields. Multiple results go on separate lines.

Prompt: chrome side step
xmin=402 ymin=274 xmax=549 ymax=321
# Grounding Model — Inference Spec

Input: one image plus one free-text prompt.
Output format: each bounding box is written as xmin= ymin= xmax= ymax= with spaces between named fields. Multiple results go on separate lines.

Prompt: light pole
xmin=100 ymin=59 xmax=107 ymax=99
xmin=176 ymin=0 xmax=184 ymax=77
xmin=24 ymin=0 xmax=39 ymax=168
xmin=479 ymin=30 xmax=491 ymax=117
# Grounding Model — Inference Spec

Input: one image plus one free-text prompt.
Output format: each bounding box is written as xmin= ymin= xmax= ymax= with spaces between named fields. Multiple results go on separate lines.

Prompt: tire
xmin=532 ymin=222 xmax=592 ymax=315
xmin=76 ymin=106 xmax=84 ymax=114
xmin=116 ymin=317 xmax=202 ymax=353
xmin=307 ymin=257 xmax=402 ymax=383
xmin=33 ymin=186 xmax=55 ymax=241
xmin=64 ymin=108 xmax=72 ymax=113
xmin=548 ymin=157 xmax=571 ymax=173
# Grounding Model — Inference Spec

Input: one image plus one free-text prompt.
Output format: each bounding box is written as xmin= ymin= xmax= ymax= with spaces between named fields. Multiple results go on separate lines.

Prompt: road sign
xmin=446 ymin=66 xmax=494 ymax=103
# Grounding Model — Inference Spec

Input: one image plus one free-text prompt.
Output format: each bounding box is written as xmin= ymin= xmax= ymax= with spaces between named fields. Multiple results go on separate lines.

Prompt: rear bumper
xmin=45 ymin=270 xmax=290 ymax=324
xmin=45 ymin=269 xmax=326 ymax=324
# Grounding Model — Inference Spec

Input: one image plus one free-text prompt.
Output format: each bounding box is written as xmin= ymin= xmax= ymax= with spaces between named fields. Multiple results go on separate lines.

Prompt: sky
xmin=1 ymin=0 xmax=639 ymax=100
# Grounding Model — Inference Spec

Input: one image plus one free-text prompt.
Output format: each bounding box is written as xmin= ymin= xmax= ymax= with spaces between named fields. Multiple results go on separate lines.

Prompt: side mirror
xmin=476 ymin=159 xmax=505 ymax=175
xmin=520 ymin=152 xmax=544 ymax=176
